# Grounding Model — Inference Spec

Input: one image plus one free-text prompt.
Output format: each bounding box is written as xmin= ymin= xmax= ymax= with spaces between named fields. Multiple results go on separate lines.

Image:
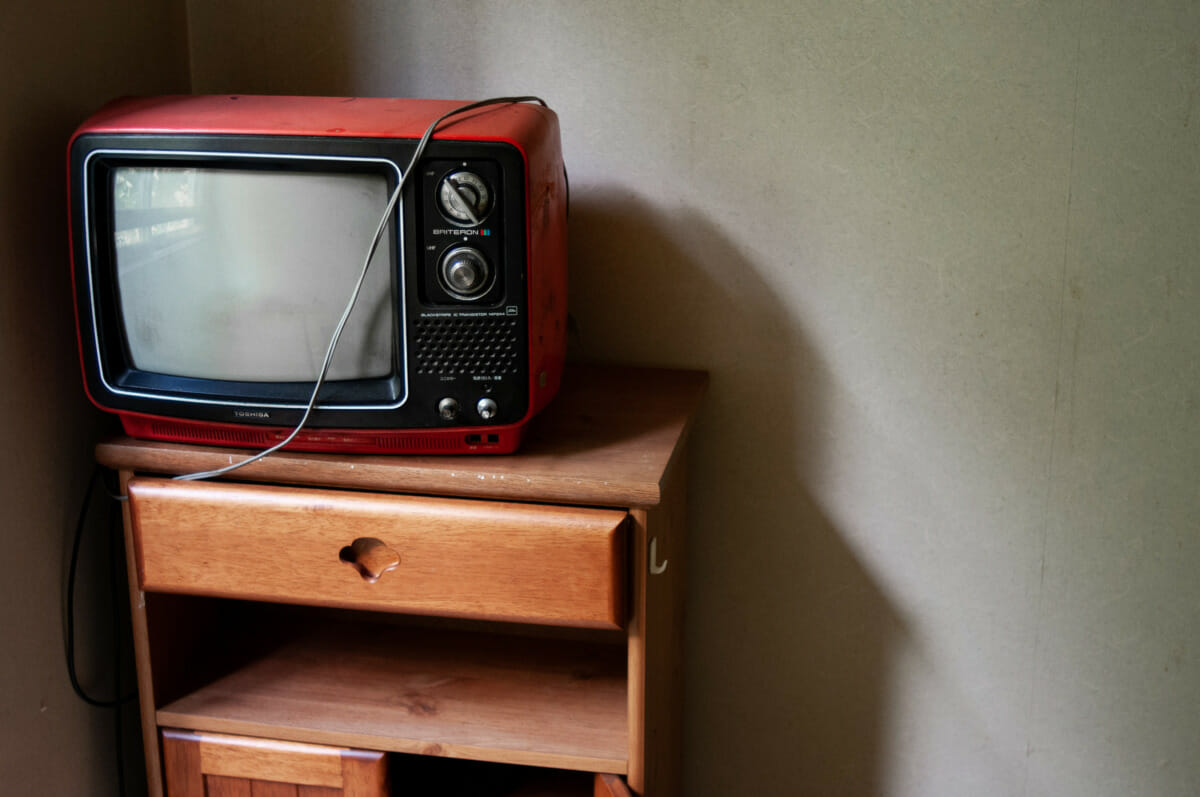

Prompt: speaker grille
xmin=413 ymin=317 xmax=521 ymax=377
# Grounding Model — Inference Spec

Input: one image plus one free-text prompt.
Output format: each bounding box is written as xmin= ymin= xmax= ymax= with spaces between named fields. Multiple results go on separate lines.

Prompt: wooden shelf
xmin=98 ymin=364 xmax=708 ymax=508
xmin=156 ymin=621 xmax=629 ymax=775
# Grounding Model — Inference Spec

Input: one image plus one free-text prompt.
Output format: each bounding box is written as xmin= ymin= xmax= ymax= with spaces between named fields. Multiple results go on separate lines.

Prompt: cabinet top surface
xmin=97 ymin=364 xmax=707 ymax=507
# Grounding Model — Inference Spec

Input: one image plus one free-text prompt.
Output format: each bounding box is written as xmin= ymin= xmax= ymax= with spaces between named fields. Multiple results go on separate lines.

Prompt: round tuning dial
xmin=439 ymin=246 xmax=493 ymax=300
xmin=437 ymin=171 xmax=492 ymax=225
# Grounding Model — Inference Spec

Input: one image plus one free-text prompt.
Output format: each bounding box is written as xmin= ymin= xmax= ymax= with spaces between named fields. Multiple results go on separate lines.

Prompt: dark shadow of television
xmin=568 ymin=191 xmax=908 ymax=797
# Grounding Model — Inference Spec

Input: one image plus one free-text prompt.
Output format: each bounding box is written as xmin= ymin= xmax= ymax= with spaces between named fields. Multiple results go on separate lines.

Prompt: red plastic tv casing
xmin=68 ymin=95 xmax=567 ymax=454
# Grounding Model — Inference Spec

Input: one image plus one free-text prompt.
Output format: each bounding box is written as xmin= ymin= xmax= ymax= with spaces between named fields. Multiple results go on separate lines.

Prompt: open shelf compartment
xmin=150 ymin=601 xmax=629 ymax=776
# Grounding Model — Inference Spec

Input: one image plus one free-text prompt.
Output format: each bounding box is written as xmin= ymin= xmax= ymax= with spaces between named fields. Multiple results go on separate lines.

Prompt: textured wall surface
xmin=0 ymin=4 xmax=189 ymax=795
xmin=183 ymin=3 xmax=1200 ymax=795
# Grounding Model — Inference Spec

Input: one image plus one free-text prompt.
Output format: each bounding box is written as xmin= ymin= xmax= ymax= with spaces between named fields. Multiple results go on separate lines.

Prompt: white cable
xmin=173 ymin=96 xmax=547 ymax=481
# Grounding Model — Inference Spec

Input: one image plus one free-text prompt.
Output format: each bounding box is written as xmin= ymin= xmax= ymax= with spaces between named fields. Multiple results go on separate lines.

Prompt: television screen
xmin=111 ymin=166 xmax=393 ymax=383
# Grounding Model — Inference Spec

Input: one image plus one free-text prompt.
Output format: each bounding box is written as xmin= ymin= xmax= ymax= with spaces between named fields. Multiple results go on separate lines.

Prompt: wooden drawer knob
xmin=338 ymin=538 xmax=400 ymax=582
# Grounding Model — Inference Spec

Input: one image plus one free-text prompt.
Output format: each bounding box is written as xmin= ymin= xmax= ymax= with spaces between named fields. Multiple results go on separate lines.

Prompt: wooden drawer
xmin=128 ymin=478 xmax=627 ymax=629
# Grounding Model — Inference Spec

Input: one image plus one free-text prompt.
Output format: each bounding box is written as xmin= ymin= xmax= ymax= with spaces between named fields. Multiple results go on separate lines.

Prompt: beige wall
xmin=0 ymin=4 xmax=189 ymax=794
xmin=186 ymin=2 xmax=1199 ymax=795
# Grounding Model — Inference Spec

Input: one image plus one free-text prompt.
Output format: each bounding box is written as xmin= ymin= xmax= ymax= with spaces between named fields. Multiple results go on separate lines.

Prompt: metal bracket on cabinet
xmin=649 ymin=537 xmax=668 ymax=575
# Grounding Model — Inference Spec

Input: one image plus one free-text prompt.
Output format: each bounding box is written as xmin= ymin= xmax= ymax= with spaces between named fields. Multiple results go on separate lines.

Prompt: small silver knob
xmin=437 ymin=397 xmax=459 ymax=420
xmin=476 ymin=398 xmax=498 ymax=420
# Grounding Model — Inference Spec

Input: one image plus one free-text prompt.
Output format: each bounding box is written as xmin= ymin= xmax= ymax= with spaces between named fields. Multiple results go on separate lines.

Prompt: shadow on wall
xmin=568 ymin=191 xmax=907 ymax=797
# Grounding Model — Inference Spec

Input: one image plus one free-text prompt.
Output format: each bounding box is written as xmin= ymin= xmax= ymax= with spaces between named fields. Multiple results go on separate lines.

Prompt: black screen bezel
xmin=74 ymin=134 xmax=410 ymax=414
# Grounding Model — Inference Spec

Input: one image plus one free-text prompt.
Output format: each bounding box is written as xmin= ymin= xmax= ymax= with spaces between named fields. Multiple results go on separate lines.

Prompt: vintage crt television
xmin=68 ymin=95 xmax=567 ymax=454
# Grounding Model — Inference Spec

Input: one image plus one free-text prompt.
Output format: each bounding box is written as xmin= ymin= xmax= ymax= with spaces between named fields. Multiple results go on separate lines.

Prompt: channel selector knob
xmin=439 ymin=246 xmax=492 ymax=300
xmin=438 ymin=171 xmax=491 ymax=225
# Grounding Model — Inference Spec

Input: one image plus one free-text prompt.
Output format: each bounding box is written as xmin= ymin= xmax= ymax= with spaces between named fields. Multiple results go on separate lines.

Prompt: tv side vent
xmin=373 ymin=434 xmax=456 ymax=451
xmin=150 ymin=422 xmax=272 ymax=447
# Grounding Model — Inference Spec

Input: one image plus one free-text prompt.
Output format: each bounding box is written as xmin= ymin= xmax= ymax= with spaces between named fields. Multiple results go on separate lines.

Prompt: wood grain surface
xmin=162 ymin=727 xmax=205 ymax=797
xmin=594 ymin=773 xmax=633 ymax=797
xmin=198 ymin=733 xmax=344 ymax=786
xmin=157 ymin=622 xmax=628 ymax=775
xmin=161 ymin=729 xmax=387 ymax=796
xmin=114 ymin=366 xmax=703 ymax=796
xmin=97 ymin=365 xmax=707 ymax=508
xmin=120 ymin=470 xmax=170 ymax=797
xmin=128 ymin=477 xmax=628 ymax=628
xmin=204 ymin=776 xmax=251 ymax=797
xmin=626 ymin=463 xmax=687 ymax=795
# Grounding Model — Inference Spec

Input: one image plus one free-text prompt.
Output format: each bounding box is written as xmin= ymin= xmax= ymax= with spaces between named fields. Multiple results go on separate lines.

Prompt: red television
xmin=68 ymin=95 xmax=567 ymax=454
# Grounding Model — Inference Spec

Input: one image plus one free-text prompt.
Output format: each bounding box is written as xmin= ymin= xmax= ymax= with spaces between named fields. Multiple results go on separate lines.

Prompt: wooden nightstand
xmin=99 ymin=365 xmax=706 ymax=797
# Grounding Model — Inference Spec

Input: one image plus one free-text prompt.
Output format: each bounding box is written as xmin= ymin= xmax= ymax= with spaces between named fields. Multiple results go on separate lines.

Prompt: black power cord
xmin=66 ymin=464 xmax=136 ymax=795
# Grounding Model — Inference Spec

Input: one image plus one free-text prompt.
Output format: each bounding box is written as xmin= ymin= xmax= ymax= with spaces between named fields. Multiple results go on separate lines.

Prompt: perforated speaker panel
xmin=413 ymin=317 xmax=521 ymax=377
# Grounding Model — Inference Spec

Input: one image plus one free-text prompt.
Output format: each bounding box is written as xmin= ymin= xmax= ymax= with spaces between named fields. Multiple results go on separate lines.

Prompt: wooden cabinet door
xmin=161 ymin=729 xmax=387 ymax=797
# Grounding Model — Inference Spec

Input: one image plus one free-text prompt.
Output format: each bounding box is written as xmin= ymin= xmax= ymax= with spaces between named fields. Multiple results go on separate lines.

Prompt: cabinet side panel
xmin=123 ymin=470 xmax=165 ymax=797
xmin=628 ymin=461 xmax=687 ymax=796
xmin=627 ymin=513 xmax=646 ymax=793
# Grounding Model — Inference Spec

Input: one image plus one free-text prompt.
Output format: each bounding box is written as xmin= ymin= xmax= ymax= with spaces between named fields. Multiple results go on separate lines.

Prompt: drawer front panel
xmin=128 ymin=478 xmax=627 ymax=629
